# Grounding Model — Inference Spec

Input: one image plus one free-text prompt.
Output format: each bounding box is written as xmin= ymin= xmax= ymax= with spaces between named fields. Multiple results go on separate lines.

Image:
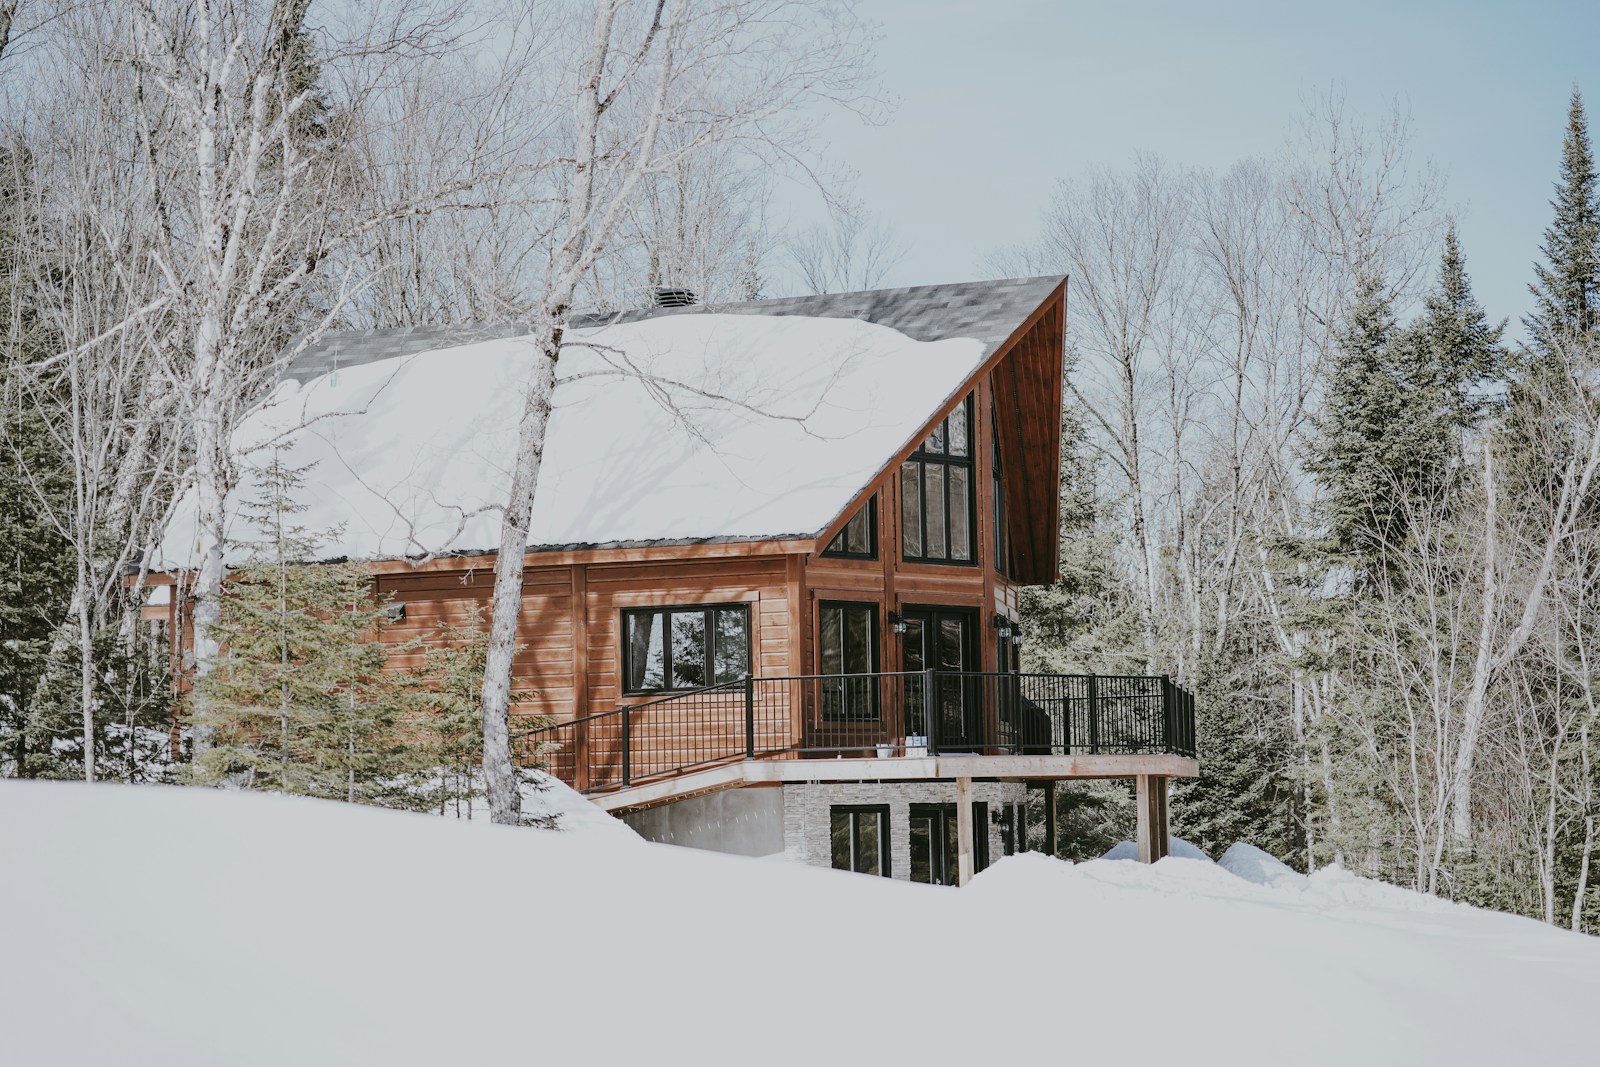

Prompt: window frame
xmin=619 ymin=603 xmax=752 ymax=696
xmin=820 ymin=495 xmax=878 ymax=560
xmin=817 ymin=600 xmax=880 ymax=722
xmin=829 ymin=804 xmax=891 ymax=877
xmin=901 ymin=394 xmax=979 ymax=567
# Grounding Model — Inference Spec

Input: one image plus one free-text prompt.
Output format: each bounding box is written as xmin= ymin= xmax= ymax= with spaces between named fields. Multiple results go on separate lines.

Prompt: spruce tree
xmin=1526 ymin=87 xmax=1600 ymax=354
xmin=1307 ymin=272 xmax=1410 ymax=556
xmin=1170 ymin=655 xmax=1300 ymax=865
xmin=188 ymin=453 xmax=429 ymax=808
xmin=1307 ymin=255 xmax=1499 ymax=560
xmin=1408 ymin=224 xmax=1507 ymax=434
xmin=0 ymin=145 xmax=76 ymax=778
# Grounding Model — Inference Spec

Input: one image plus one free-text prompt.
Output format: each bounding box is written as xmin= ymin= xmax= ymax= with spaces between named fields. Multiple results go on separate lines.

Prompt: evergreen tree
xmin=1526 ymin=87 xmax=1600 ymax=354
xmin=0 ymin=144 xmax=76 ymax=777
xmin=1170 ymin=656 xmax=1300 ymax=865
xmin=187 ymin=453 xmax=429 ymax=808
xmin=1306 ymin=272 xmax=1410 ymax=556
xmin=1407 ymin=224 xmax=1508 ymax=434
xmin=1307 ymin=261 xmax=1494 ymax=560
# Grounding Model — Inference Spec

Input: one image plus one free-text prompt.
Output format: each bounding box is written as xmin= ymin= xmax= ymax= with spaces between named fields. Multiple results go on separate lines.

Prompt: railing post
xmin=621 ymin=706 xmax=632 ymax=788
xmin=1086 ymin=674 xmax=1100 ymax=755
xmin=1161 ymin=674 xmax=1173 ymax=754
xmin=924 ymin=668 xmax=938 ymax=756
xmin=744 ymin=677 xmax=756 ymax=759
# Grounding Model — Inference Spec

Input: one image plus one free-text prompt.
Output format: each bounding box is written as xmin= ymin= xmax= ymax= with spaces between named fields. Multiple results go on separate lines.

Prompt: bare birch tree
xmin=475 ymin=0 xmax=876 ymax=824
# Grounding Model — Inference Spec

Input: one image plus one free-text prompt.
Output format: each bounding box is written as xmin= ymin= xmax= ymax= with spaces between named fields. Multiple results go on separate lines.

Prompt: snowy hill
xmin=3 ymin=782 xmax=1598 ymax=1066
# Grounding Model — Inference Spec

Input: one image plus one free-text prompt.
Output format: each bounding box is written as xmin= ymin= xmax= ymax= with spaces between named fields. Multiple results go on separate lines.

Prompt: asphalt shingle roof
xmin=284 ymin=276 xmax=1065 ymax=384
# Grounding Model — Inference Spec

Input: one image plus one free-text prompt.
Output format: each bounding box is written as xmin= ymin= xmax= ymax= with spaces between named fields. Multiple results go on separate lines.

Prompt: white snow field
xmin=4 ymin=781 xmax=1599 ymax=1067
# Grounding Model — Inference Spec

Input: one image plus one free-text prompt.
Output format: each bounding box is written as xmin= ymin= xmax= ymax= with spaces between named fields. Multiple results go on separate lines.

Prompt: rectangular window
xmin=901 ymin=395 xmax=977 ymax=565
xmin=819 ymin=601 xmax=878 ymax=721
xmin=622 ymin=605 xmax=750 ymax=694
xmin=830 ymin=805 xmax=890 ymax=876
xmin=821 ymin=496 xmax=877 ymax=559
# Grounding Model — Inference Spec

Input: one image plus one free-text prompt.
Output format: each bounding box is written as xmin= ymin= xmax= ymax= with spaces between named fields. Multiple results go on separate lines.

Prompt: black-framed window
xmin=909 ymin=802 xmax=990 ymax=885
xmin=622 ymin=604 xmax=750 ymax=694
xmin=819 ymin=600 xmax=878 ymax=721
xmin=830 ymin=805 xmax=890 ymax=876
xmin=822 ymin=496 xmax=877 ymax=559
xmin=901 ymin=394 xmax=976 ymax=565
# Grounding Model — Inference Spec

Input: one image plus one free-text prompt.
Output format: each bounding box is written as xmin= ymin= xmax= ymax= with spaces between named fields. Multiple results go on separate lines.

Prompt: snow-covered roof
xmin=155 ymin=277 xmax=1065 ymax=567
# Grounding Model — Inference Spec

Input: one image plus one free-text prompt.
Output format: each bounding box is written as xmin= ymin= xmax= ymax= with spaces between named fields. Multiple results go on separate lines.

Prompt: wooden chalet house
xmin=153 ymin=276 xmax=1197 ymax=884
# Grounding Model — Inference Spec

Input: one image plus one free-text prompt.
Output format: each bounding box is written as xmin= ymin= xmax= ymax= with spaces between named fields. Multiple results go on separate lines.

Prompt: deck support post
xmin=1135 ymin=774 xmax=1169 ymax=864
xmin=956 ymin=776 xmax=975 ymax=886
xmin=1043 ymin=780 xmax=1057 ymax=857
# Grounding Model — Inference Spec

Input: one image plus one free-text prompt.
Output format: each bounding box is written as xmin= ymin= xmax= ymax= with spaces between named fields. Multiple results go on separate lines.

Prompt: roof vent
xmin=652 ymin=287 xmax=697 ymax=308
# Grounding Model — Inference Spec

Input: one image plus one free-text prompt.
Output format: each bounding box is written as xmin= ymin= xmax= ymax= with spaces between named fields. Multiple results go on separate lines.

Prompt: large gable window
xmin=821 ymin=496 xmax=877 ymax=559
xmin=623 ymin=605 xmax=750 ymax=694
xmin=901 ymin=394 xmax=975 ymax=564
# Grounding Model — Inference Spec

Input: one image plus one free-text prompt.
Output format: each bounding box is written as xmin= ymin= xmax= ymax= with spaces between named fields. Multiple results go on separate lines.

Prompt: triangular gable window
xmin=822 ymin=496 xmax=877 ymax=559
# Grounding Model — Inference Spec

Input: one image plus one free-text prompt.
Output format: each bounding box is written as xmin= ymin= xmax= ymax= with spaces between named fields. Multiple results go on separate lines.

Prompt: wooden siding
xmin=374 ymin=555 xmax=794 ymax=725
xmin=163 ymin=282 xmax=1066 ymax=777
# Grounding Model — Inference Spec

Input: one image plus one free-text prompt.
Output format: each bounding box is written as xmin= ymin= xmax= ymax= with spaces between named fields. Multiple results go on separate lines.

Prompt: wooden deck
xmin=588 ymin=751 xmax=1200 ymax=814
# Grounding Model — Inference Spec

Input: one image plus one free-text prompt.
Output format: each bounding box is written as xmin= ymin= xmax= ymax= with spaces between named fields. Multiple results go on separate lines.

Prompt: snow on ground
xmin=5 ymin=782 xmax=1600 ymax=1066
xmin=1220 ymin=841 xmax=1308 ymax=889
xmin=1102 ymin=836 xmax=1213 ymax=862
xmin=155 ymin=315 xmax=986 ymax=566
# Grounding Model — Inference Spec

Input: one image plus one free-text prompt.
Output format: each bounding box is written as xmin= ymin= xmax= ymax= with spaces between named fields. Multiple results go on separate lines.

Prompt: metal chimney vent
xmin=652 ymin=287 xmax=697 ymax=308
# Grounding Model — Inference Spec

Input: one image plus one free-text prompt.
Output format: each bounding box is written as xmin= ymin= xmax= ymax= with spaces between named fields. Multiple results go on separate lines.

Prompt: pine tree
xmin=187 ymin=453 xmax=429 ymax=808
xmin=1526 ymin=87 xmax=1600 ymax=355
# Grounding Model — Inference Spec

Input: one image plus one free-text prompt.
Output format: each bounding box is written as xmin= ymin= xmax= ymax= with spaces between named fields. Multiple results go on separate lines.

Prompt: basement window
xmin=830 ymin=805 xmax=890 ymax=877
xmin=622 ymin=605 xmax=750 ymax=694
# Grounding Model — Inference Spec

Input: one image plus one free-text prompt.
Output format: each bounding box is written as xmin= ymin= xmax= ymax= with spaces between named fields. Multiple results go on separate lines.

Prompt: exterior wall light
xmin=888 ymin=611 xmax=908 ymax=635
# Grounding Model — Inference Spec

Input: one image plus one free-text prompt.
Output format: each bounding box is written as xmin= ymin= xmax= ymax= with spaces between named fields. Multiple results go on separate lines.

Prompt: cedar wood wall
xmin=369 ymin=359 xmax=1028 ymax=733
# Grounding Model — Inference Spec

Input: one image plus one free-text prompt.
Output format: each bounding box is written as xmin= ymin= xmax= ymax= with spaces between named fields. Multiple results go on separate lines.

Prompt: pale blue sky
xmin=795 ymin=0 xmax=1600 ymax=341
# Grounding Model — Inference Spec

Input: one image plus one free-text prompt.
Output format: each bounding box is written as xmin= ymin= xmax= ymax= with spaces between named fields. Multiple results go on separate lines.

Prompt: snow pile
xmin=155 ymin=314 xmax=986 ymax=566
xmin=521 ymin=770 xmax=641 ymax=842
xmin=1220 ymin=841 xmax=1309 ymax=889
xmin=1102 ymin=836 xmax=1212 ymax=862
xmin=5 ymin=782 xmax=1600 ymax=1066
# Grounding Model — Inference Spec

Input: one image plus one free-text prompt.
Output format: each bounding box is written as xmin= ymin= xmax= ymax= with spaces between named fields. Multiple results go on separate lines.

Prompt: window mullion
xmin=704 ymin=609 xmax=715 ymax=684
xmin=662 ymin=610 xmax=674 ymax=688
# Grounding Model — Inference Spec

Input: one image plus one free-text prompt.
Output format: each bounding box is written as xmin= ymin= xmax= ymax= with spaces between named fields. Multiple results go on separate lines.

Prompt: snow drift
xmin=4 ymin=781 xmax=1599 ymax=1066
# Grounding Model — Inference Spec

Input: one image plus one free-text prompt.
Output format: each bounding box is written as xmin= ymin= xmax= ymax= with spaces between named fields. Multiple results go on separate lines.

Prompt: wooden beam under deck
xmin=588 ymin=753 xmax=1199 ymax=814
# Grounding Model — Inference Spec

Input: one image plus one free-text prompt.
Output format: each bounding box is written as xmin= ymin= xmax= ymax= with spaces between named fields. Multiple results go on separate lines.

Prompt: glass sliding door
xmin=909 ymin=802 xmax=989 ymax=885
xmin=900 ymin=607 xmax=978 ymax=749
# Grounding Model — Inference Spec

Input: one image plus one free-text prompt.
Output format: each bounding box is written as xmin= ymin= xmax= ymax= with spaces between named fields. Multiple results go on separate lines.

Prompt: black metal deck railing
xmin=516 ymin=671 xmax=1197 ymax=795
